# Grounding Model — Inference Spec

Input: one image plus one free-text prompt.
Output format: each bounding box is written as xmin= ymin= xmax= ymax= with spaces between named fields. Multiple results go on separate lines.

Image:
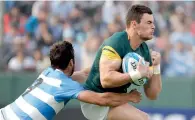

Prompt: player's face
xmin=136 ymin=13 xmax=155 ymax=41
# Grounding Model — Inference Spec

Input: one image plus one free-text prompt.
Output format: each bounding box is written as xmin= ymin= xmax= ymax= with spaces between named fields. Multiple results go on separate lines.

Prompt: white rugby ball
xmin=122 ymin=52 xmax=147 ymax=86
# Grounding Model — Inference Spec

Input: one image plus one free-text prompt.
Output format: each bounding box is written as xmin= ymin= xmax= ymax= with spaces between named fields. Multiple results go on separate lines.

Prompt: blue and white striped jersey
xmin=1 ymin=67 xmax=85 ymax=120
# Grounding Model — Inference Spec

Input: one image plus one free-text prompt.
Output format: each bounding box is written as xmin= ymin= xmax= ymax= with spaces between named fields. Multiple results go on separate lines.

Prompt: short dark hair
xmin=126 ymin=4 xmax=153 ymax=27
xmin=50 ymin=41 xmax=74 ymax=70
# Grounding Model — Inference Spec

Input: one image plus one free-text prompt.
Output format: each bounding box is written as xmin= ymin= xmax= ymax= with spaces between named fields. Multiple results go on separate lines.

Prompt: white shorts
xmin=0 ymin=109 xmax=5 ymax=120
xmin=80 ymin=102 xmax=109 ymax=120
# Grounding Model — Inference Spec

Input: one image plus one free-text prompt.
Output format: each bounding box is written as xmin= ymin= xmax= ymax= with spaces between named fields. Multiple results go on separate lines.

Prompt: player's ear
xmin=69 ymin=59 xmax=74 ymax=67
xmin=131 ymin=21 xmax=137 ymax=29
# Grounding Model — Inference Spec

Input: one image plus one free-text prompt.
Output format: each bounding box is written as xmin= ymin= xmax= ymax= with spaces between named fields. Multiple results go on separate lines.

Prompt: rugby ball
xmin=122 ymin=52 xmax=147 ymax=86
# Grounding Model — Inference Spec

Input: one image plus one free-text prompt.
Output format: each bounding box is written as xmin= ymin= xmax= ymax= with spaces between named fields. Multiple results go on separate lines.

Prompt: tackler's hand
xmin=128 ymin=89 xmax=142 ymax=103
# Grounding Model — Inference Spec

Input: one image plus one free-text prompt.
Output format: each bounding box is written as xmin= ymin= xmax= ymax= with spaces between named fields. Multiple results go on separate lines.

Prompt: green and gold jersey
xmin=84 ymin=31 xmax=152 ymax=93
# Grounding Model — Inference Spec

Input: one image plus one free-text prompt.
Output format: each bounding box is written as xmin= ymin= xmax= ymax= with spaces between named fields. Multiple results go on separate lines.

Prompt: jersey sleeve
xmin=101 ymin=39 xmax=122 ymax=60
xmin=60 ymin=78 xmax=85 ymax=100
xmin=70 ymin=81 xmax=85 ymax=99
xmin=101 ymin=46 xmax=121 ymax=60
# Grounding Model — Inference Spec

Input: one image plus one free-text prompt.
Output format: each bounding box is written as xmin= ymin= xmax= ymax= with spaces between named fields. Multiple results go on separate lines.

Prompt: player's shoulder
xmin=112 ymin=31 xmax=127 ymax=39
xmin=41 ymin=67 xmax=55 ymax=76
xmin=104 ymin=31 xmax=127 ymax=48
xmin=40 ymin=67 xmax=69 ymax=82
xmin=106 ymin=31 xmax=127 ymax=42
xmin=101 ymin=31 xmax=128 ymax=57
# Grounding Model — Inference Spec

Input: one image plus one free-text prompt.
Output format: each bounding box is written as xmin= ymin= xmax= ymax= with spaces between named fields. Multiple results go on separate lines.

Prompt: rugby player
xmin=81 ymin=4 xmax=162 ymax=120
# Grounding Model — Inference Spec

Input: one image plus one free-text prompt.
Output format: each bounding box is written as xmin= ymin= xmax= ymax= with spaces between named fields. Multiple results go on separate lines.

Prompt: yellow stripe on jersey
xmin=101 ymin=46 xmax=121 ymax=60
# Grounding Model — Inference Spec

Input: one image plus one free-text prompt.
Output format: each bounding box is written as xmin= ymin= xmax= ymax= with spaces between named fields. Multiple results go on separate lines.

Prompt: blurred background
xmin=0 ymin=1 xmax=195 ymax=120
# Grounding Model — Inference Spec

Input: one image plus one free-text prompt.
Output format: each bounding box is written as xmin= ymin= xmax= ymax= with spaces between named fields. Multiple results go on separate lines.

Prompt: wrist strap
xmin=153 ymin=64 xmax=161 ymax=75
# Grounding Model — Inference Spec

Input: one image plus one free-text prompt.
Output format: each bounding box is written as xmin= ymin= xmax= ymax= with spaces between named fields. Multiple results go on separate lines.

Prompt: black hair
xmin=50 ymin=41 xmax=74 ymax=70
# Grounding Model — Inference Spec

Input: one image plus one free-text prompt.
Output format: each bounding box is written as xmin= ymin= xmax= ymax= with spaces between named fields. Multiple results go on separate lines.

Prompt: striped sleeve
xmin=60 ymin=78 xmax=85 ymax=99
xmin=101 ymin=46 xmax=121 ymax=60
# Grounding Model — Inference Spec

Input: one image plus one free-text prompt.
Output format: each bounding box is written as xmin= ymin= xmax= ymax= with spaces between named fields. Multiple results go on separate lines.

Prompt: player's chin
xmin=147 ymin=34 xmax=154 ymax=40
xmin=142 ymin=36 xmax=153 ymax=41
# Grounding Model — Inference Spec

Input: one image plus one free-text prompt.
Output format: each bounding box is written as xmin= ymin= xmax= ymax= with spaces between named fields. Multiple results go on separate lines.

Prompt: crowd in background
xmin=1 ymin=1 xmax=195 ymax=77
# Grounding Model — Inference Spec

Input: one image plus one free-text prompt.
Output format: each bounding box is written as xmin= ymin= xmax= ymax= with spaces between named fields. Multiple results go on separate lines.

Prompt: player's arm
xmin=100 ymin=46 xmax=149 ymax=88
xmin=77 ymin=89 xmax=141 ymax=107
xmin=68 ymin=79 xmax=141 ymax=107
xmin=99 ymin=46 xmax=132 ymax=88
xmin=71 ymin=67 xmax=91 ymax=83
xmin=144 ymin=51 xmax=162 ymax=100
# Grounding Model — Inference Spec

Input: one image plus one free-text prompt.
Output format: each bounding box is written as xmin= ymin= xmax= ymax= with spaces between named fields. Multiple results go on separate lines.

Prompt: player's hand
xmin=136 ymin=58 xmax=150 ymax=78
xmin=150 ymin=50 xmax=161 ymax=66
xmin=145 ymin=61 xmax=153 ymax=79
xmin=128 ymin=89 xmax=142 ymax=103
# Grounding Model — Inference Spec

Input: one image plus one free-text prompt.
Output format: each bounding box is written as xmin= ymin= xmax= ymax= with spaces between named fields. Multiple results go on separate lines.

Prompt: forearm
xmin=78 ymin=91 xmax=106 ymax=106
xmin=78 ymin=91 xmax=134 ymax=107
xmin=144 ymin=74 xmax=162 ymax=100
xmin=101 ymin=71 xmax=132 ymax=88
xmin=101 ymin=92 xmax=135 ymax=107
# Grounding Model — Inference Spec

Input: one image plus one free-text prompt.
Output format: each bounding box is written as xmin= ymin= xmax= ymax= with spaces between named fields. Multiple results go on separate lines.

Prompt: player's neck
xmin=56 ymin=68 xmax=71 ymax=77
xmin=63 ymin=69 xmax=72 ymax=77
xmin=126 ymin=30 xmax=142 ymax=50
